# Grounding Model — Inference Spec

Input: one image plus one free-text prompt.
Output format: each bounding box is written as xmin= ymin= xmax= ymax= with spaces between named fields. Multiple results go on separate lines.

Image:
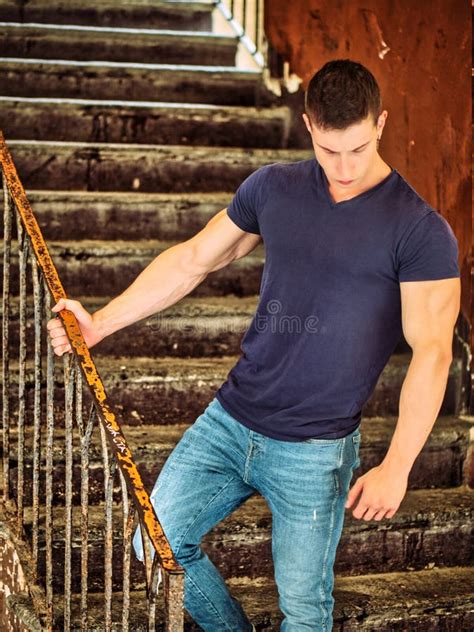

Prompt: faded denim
xmin=133 ymin=396 xmax=361 ymax=631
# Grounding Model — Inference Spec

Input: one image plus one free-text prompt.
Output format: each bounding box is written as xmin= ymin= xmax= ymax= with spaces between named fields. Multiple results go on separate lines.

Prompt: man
xmin=47 ymin=59 xmax=461 ymax=631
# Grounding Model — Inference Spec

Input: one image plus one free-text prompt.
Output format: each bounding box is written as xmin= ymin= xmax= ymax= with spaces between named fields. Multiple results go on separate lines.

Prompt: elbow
xmin=176 ymin=242 xmax=207 ymax=277
xmin=180 ymin=240 xmax=236 ymax=276
xmin=411 ymin=342 xmax=453 ymax=366
xmin=176 ymin=240 xmax=228 ymax=277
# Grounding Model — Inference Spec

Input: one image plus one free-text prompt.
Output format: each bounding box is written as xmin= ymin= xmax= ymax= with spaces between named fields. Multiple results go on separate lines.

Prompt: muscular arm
xmin=381 ymin=277 xmax=461 ymax=474
xmin=92 ymin=209 xmax=261 ymax=338
xmin=345 ymin=276 xmax=461 ymax=521
xmin=47 ymin=209 xmax=262 ymax=353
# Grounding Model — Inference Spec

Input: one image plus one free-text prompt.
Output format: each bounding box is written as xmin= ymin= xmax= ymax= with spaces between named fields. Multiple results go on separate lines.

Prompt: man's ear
xmin=302 ymin=112 xmax=312 ymax=134
xmin=377 ymin=109 xmax=388 ymax=135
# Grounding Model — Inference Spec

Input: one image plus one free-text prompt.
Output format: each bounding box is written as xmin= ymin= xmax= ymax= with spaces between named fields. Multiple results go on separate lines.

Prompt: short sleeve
xmin=226 ymin=166 xmax=269 ymax=235
xmin=397 ymin=211 xmax=460 ymax=282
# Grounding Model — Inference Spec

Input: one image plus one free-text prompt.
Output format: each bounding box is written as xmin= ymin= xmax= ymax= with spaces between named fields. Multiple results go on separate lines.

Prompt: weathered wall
xmin=264 ymin=0 xmax=472 ymax=404
xmin=1 ymin=503 xmax=45 ymax=631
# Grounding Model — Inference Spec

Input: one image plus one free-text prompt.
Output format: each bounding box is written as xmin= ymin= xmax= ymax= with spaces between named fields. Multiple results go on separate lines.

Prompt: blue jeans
xmin=133 ymin=397 xmax=361 ymax=631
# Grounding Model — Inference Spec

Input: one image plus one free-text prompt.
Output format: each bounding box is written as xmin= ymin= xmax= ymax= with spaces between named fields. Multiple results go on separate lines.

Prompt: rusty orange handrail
xmin=0 ymin=131 xmax=182 ymax=575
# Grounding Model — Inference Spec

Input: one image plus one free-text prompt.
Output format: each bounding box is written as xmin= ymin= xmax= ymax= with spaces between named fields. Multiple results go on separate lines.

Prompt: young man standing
xmin=47 ymin=59 xmax=461 ymax=630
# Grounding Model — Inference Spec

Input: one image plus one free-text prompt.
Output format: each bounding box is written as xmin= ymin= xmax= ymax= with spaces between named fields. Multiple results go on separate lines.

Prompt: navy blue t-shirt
xmin=215 ymin=158 xmax=460 ymax=441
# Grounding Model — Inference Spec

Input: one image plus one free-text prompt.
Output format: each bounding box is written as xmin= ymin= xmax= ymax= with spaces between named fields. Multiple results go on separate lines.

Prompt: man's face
xmin=303 ymin=112 xmax=386 ymax=195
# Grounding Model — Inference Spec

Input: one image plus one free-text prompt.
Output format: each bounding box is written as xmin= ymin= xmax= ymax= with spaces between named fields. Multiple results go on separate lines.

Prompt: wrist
xmin=91 ymin=310 xmax=110 ymax=342
xmin=380 ymin=453 xmax=412 ymax=477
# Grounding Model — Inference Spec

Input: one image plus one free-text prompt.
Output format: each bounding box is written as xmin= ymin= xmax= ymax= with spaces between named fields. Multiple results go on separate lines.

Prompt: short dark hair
xmin=305 ymin=59 xmax=382 ymax=130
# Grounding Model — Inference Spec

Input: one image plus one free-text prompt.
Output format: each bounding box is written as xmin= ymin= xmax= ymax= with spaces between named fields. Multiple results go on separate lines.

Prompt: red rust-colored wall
xmin=264 ymin=0 xmax=471 ymax=340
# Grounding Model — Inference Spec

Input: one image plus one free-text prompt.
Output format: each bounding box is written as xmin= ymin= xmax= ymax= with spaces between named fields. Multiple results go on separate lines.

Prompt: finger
xmin=362 ymin=507 xmax=382 ymax=521
xmin=52 ymin=298 xmax=80 ymax=313
xmin=46 ymin=318 xmax=63 ymax=331
xmin=54 ymin=343 xmax=71 ymax=356
xmin=373 ymin=509 xmax=389 ymax=521
xmin=352 ymin=501 xmax=371 ymax=520
xmin=50 ymin=335 xmax=69 ymax=347
xmin=384 ymin=508 xmax=397 ymax=519
xmin=51 ymin=298 xmax=67 ymax=313
xmin=51 ymin=298 xmax=90 ymax=327
xmin=49 ymin=328 xmax=66 ymax=340
xmin=345 ymin=477 xmax=363 ymax=508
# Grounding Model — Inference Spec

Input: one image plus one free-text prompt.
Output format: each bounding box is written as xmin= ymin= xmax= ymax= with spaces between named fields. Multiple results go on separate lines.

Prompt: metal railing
xmin=217 ymin=0 xmax=266 ymax=67
xmin=1 ymin=131 xmax=184 ymax=631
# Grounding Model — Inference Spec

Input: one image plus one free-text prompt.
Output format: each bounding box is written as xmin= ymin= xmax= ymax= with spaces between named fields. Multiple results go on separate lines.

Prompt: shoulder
xmin=257 ymin=158 xmax=315 ymax=192
xmin=388 ymin=172 xmax=459 ymax=281
xmin=396 ymin=209 xmax=459 ymax=282
xmin=249 ymin=158 xmax=314 ymax=178
xmin=237 ymin=158 xmax=314 ymax=203
xmin=390 ymin=171 xmax=431 ymax=213
xmin=387 ymin=171 xmax=451 ymax=238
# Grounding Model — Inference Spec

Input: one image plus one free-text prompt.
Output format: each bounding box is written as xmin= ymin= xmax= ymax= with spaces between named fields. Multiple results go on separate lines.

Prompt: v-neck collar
xmin=315 ymin=160 xmax=397 ymax=208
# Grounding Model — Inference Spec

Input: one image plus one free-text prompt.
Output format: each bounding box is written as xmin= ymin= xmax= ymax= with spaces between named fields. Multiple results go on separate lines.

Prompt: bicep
xmin=400 ymin=278 xmax=461 ymax=354
xmin=184 ymin=208 xmax=262 ymax=275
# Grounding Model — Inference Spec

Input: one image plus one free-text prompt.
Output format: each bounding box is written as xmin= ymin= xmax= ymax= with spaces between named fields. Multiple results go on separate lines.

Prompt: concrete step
xmin=0 ymin=98 xmax=291 ymax=147
xmin=0 ymin=22 xmax=238 ymax=66
xmin=3 ymin=290 xmax=461 ymax=414
xmin=0 ymin=1 xmax=215 ymax=31
xmin=47 ymin=566 xmax=474 ymax=630
xmin=7 ymin=141 xmax=309 ymax=191
xmin=6 ymin=293 xmax=259 ymax=356
xmin=0 ymin=58 xmax=275 ymax=105
xmin=14 ymin=190 xmax=233 ymax=240
xmin=5 ymin=416 xmax=474 ymax=504
xmin=4 ymin=292 xmax=410 ymax=358
xmin=1 ymin=239 xmax=265 ymax=296
xmin=23 ymin=486 xmax=474 ymax=594
xmin=3 ymin=342 xmax=461 ymax=424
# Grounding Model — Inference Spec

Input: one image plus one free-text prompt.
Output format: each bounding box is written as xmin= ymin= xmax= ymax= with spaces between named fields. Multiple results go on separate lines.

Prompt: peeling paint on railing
xmin=0 ymin=130 xmax=184 ymax=630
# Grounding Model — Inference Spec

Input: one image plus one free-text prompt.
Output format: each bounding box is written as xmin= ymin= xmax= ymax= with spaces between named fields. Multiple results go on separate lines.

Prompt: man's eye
xmin=323 ymin=147 xmax=366 ymax=155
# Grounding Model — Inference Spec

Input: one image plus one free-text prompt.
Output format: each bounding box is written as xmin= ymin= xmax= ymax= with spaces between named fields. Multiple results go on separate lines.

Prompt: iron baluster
xmin=31 ymin=257 xmax=44 ymax=580
xmin=2 ymin=175 xmax=12 ymax=502
xmin=15 ymin=210 xmax=29 ymax=539
xmin=63 ymin=354 xmax=76 ymax=631
xmin=44 ymin=285 xmax=55 ymax=630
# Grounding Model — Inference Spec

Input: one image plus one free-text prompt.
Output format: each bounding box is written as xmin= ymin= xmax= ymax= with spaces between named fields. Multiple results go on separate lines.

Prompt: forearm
xmin=92 ymin=242 xmax=207 ymax=339
xmin=381 ymin=346 xmax=453 ymax=475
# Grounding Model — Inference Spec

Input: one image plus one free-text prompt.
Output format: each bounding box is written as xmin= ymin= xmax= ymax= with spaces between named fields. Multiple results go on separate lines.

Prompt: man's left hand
xmin=344 ymin=462 xmax=409 ymax=521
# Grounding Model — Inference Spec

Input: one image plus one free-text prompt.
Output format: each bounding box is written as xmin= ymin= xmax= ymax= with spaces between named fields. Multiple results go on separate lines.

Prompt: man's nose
xmin=336 ymin=155 xmax=353 ymax=179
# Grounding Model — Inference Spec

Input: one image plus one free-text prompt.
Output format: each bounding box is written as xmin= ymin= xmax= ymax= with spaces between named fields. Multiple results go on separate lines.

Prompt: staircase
xmin=1 ymin=0 xmax=473 ymax=629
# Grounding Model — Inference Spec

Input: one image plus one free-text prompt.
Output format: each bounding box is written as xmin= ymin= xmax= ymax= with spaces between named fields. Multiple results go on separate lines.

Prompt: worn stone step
xmin=3 ymin=356 xmax=237 ymax=429
xmin=1 ymin=238 xmax=265 ymax=296
xmin=47 ymin=567 xmax=474 ymax=630
xmin=3 ymin=291 xmax=461 ymax=414
xmin=7 ymin=141 xmax=309 ymax=191
xmin=0 ymin=22 xmax=238 ymax=66
xmin=12 ymin=190 xmax=232 ymax=240
xmin=22 ymin=486 xmax=474 ymax=594
xmin=0 ymin=98 xmax=291 ymax=147
xmin=0 ymin=58 xmax=275 ymax=105
xmin=3 ymin=292 xmax=412 ymax=359
xmin=5 ymin=416 xmax=474 ymax=505
xmin=0 ymin=1 xmax=215 ymax=31
xmin=2 ymin=340 xmax=462 ymax=427
xmin=6 ymin=293 xmax=257 ymax=357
